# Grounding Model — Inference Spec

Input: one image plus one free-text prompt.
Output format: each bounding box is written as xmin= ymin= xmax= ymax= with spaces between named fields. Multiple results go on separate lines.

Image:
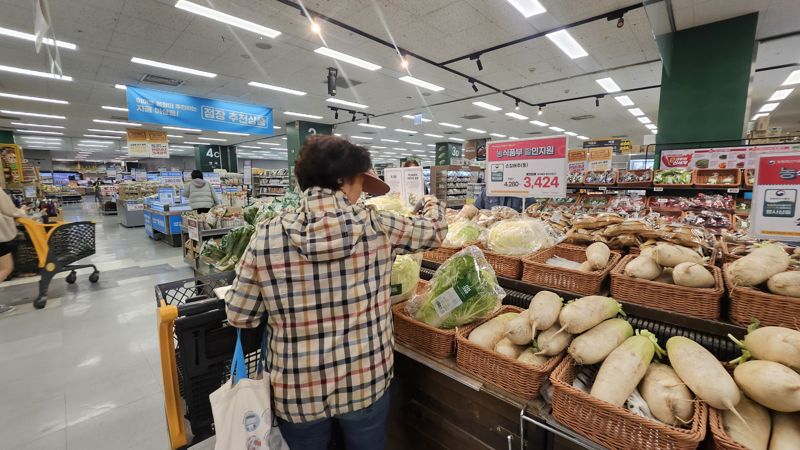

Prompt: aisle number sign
xmin=750 ymin=152 xmax=800 ymax=241
xmin=383 ymin=166 xmax=425 ymax=207
xmin=486 ymin=136 xmax=567 ymax=198
xmin=127 ymin=129 xmax=170 ymax=158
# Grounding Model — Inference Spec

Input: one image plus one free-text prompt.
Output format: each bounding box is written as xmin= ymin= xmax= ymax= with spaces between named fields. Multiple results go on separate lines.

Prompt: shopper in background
xmin=183 ymin=170 xmax=218 ymax=213
xmin=225 ymin=135 xmax=447 ymax=450
xmin=402 ymin=159 xmax=419 ymax=167
xmin=0 ymin=188 xmax=27 ymax=314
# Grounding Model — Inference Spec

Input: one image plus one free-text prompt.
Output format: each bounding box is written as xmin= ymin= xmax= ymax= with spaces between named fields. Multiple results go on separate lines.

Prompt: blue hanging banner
xmin=126 ymin=86 xmax=274 ymax=135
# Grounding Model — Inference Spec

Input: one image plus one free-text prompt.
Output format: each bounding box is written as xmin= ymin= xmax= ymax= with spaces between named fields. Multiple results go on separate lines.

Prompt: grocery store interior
xmin=1 ymin=0 xmax=800 ymax=449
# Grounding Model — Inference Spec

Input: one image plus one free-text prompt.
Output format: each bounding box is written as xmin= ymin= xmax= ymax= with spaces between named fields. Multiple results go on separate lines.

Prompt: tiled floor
xmin=1 ymin=200 xmax=192 ymax=450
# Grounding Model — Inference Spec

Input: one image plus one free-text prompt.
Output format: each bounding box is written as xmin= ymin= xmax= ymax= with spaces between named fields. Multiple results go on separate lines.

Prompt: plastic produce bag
xmin=405 ymin=246 xmax=505 ymax=329
xmin=442 ymin=219 xmax=483 ymax=248
xmin=364 ymin=192 xmax=412 ymax=216
xmin=484 ymin=217 xmax=559 ymax=256
xmin=390 ymin=253 xmax=422 ymax=304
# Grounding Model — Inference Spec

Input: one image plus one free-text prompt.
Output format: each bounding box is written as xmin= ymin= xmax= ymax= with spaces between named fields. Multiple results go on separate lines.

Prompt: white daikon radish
xmin=730 ymin=325 xmax=800 ymax=371
xmin=535 ymin=325 xmax=573 ymax=356
xmin=568 ymin=318 xmax=633 ymax=365
xmin=767 ymin=271 xmax=800 ymax=297
xmin=505 ymin=314 xmax=533 ymax=345
xmin=733 ymin=360 xmax=800 ymax=412
xmin=494 ymin=337 xmax=526 ymax=359
xmin=586 ymin=242 xmax=611 ymax=270
xmin=726 ymin=243 xmax=791 ymax=287
xmin=654 ymin=243 xmax=703 ymax=267
xmin=769 ymin=412 xmax=800 ymax=450
xmin=517 ymin=348 xmax=549 ymax=366
xmin=576 ymin=260 xmax=595 ymax=272
xmin=624 ymin=255 xmax=662 ymax=280
xmin=557 ymin=296 xmax=623 ymax=335
xmin=468 ymin=313 xmax=518 ymax=350
xmin=666 ymin=336 xmax=742 ymax=417
xmin=722 ymin=394 xmax=771 ymax=450
xmin=672 ymin=262 xmax=716 ymax=288
xmin=654 ymin=267 xmax=674 ymax=284
xmin=526 ymin=291 xmax=563 ymax=339
xmin=639 ymin=362 xmax=694 ymax=426
xmin=590 ymin=330 xmax=664 ymax=407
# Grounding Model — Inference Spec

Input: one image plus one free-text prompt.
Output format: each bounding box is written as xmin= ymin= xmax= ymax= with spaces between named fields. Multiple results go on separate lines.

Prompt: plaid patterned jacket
xmin=225 ymin=187 xmax=446 ymax=422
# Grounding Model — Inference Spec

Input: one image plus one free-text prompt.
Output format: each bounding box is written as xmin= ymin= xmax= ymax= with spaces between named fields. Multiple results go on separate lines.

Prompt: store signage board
xmin=126 ymin=86 xmax=273 ymax=135
xmin=588 ymin=147 xmax=613 ymax=172
xmin=384 ymin=166 xmax=425 ymax=207
xmin=568 ymin=148 xmax=587 ymax=172
xmin=750 ymin=152 xmax=800 ymax=242
xmin=157 ymin=187 xmax=175 ymax=205
xmin=127 ymin=129 xmax=170 ymax=158
xmin=160 ymin=171 xmax=183 ymax=185
xmin=243 ymin=160 xmax=252 ymax=186
xmin=204 ymin=172 xmax=221 ymax=187
xmin=486 ymin=135 xmax=568 ymax=198
xmin=660 ymin=144 xmax=800 ymax=169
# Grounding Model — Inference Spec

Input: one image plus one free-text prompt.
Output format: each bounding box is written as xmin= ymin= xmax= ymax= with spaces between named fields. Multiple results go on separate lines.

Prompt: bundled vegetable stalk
xmin=213 ymin=224 xmax=256 ymax=271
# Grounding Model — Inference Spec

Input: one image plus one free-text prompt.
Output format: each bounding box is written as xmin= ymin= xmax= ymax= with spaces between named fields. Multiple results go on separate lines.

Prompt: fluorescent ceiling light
xmin=102 ymin=106 xmax=128 ymax=112
xmin=781 ymin=70 xmax=800 ymax=86
xmin=23 ymin=137 xmax=61 ymax=141
xmin=490 ymin=133 xmax=507 ymax=138
xmin=0 ymin=26 xmax=77 ymax=50
xmin=15 ymin=129 xmax=63 ymax=135
xmin=405 ymin=141 xmax=422 ymax=145
xmin=2 ymin=110 xmax=65 ymax=119
xmin=565 ymin=131 xmax=578 ymax=136
xmin=645 ymin=124 xmax=658 ymax=130
xmin=472 ymin=101 xmax=502 ymax=112
xmin=381 ymin=139 xmax=399 ymax=143
xmin=392 ymin=147 xmax=407 ymax=151
xmin=394 ymin=128 xmax=417 ymax=134
xmin=115 ymin=84 xmax=127 ymax=90
xmin=282 ymin=137 xmax=287 ymax=140
xmin=505 ymin=112 xmax=528 ymax=120
xmin=768 ymin=88 xmax=794 ymax=101
xmin=183 ymin=141 xmax=207 ymax=145
xmin=545 ymin=30 xmax=588 ymax=59
xmin=166 ymin=134 xmax=183 ymax=138
xmin=163 ymin=126 xmax=201 ymax=132
xmin=80 ymin=140 xmax=115 ymax=144
xmin=10 ymin=122 xmax=64 ymax=129
xmin=751 ymin=113 xmax=769 ymax=120
xmin=273 ymin=126 xmax=281 ymax=129
xmin=285 ymin=111 xmax=323 ymax=119
xmin=351 ymin=136 xmax=373 ymax=140
xmin=448 ymin=137 xmax=465 ymax=142
xmin=0 ymin=92 xmax=68 ymax=104
xmin=248 ymin=81 xmax=306 ymax=96
xmin=628 ymin=108 xmax=644 ymax=116
xmin=175 ymin=0 xmax=280 ymax=38
xmin=219 ymin=131 xmax=250 ymax=136
xmin=77 ymin=144 xmax=111 ymax=148
xmin=505 ymin=0 xmax=546 ymax=17
xmin=314 ymin=47 xmax=381 ymax=71
xmin=238 ymin=145 xmax=261 ymax=149
xmin=398 ymin=76 xmax=445 ymax=92
xmin=577 ymin=136 xmax=589 ymax=140
xmin=595 ymin=77 xmax=621 ymax=93
xmin=614 ymin=95 xmax=634 ymax=106
xmin=87 ymin=129 xmax=128 ymax=134
xmin=371 ymin=146 xmax=387 ymax=149
xmin=424 ymin=133 xmax=443 ymax=138
xmin=84 ymin=134 xmax=121 ymax=139
xmin=467 ymin=128 xmax=486 ymax=133
xmin=94 ymin=119 xmax=140 ymax=126
xmin=198 ymin=137 xmax=226 ymax=141
xmin=257 ymin=142 xmax=281 ymax=146
xmin=130 ymin=57 xmax=217 ymax=78
xmin=403 ymin=115 xmax=432 ymax=122
xmin=326 ymin=98 xmax=368 ymax=109
xmin=439 ymin=122 xmax=462 ymax=128
xmin=530 ymin=120 xmax=548 ymax=127
xmin=358 ymin=123 xmax=386 ymax=129
xmin=638 ymin=117 xmax=652 ymax=124
xmin=171 ymin=145 xmax=195 ymax=149
xmin=651 ymin=130 xmax=658 ymax=134
xmin=549 ymin=126 xmax=565 ymax=132
xmin=759 ymin=102 xmax=779 ymax=112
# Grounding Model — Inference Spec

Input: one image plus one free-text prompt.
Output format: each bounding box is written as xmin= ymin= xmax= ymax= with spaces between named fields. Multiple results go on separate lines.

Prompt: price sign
xmin=486 ymin=135 xmax=567 ymax=198
xmin=750 ymin=152 xmax=800 ymax=241
xmin=653 ymin=187 xmax=664 ymax=192
xmin=383 ymin=166 xmax=425 ymax=207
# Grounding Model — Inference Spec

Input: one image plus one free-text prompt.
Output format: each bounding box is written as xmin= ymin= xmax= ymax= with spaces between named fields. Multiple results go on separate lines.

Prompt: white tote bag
xmin=209 ymin=330 xmax=288 ymax=450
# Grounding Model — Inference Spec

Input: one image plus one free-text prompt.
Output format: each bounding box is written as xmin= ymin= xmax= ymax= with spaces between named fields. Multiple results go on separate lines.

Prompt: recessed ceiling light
xmin=398 ymin=76 xmax=445 ymax=92
xmin=768 ymin=88 xmax=794 ymax=101
xmin=77 ymin=144 xmax=111 ymax=148
xmin=392 ymin=147 xmax=407 ymax=151
xmin=759 ymin=102 xmax=780 ymax=112
xmin=448 ymin=137 xmax=465 ymax=142
xmin=466 ymin=128 xmax=486 ymax=133
xmin=545 ymin=29 xmax=588 ymax=59
xmin=380 ymin=139 xmax=399 ymax=143
xmin=577 ymin=136 xmax=589 ymax=140
xmin=505 ymin=0 xmax=546 ymax=17
xmin=131 ymin=57 xmax=217 ymax=78
xmin=198 ymin=137 xmax=226 ymax=141
xmin=614 ymin=95 xmax=634 ymax=106
xmin=285 ymin=111 xmax=323 ymax=119
xmin=175 ymin=1 xmax=280 ymax=38
xmin=403 ymin=115 xmax=432 ymax=123
xmin=83 ymin=134 xmax=122 ymax=139
xmin=638 ymin=117 xmax=652 ymax=124
xmin=490 ymin=133 xmax=507 ymax=138
xmin=424 ymin=133 xmax=443 ymax=138
xmin=530 ymin=120 xmax=548 ymax=127
xmin=248 ymin=81 xmax=306 ymax=96
xmin=0 ymin=26 xmax=77 ymax=50
xmin=439 ymin=122 xmax=462 ymax=128
xmin=115 ymin=84 xmax=127 ymax=90
xmin=87 ymin=129 xmax=128 ymax=134
xmin=351 ymin=136 xmax=373 ymax=140
xmin=2 ymin=109 xmax=66 ymax=119
xmin=183 ymin=141 xmax=207 ymax=145
xmin=273 ymin=125 xmax=281 ymax=129
xmin=472 ymin=101 xmax=502 ymax=112
xmin=371 ymin=146 xmax=387 ymax=149
xmin=219 ymin=131 xmax=250 ymax=136
xmin=751 ymin=113 xmax=769 ymax=120
xmin=314 ymin=47 xmax=381 ymax=71
xmin=238 ymin=145 xmax=262 ymax=149
xmin=628 ymin=108 xmax=644 ymax=116
xmin=10 ymin=122 xmax=64 ymax=129
xmin=166 ymin=134 xmax=183 ymax=138
xmin=394 ymin=128 xmax=417 ymax=134
xmin=564 ymin=131 xmax=578 ymax=136
xmin=257 ymin=142 xmax=281 ymax=146
xmin=549 ymin=126 xmax=565 ymax=132
xmin=0 ymin=92 xmax=68 ymax=104
xmin=282 ymin=137 xmax=287 ymax=140
xmin=358 ymin=123 xmax=386 ymax=129
xmin=595 ymin=77 xmax=621 ymax=93
xmin=509 ymin=137 xmax=519 ymax=140
xmin=326 ymin=98 xmax=368 ymax=109
xmin=102 ymin=105 xmax=128 ymax=112
xmin=505 ymin=112 xmax=528 ymax=120
xmin=781 ymin=69 xmax=800 ymax=86
xmin=651 ymin=130 xmax=658 ymax=134
xmin=427 ymin=144 xmax=435 ymax=147
xmin=405 ymin=141 xmax=422 ymax=145
xmin=645 ymin=124 xmax=657 ymax=130
xmin=80 ymin=140 xmax=116 ymax=144
xmin=14 ymin=129 xmax=63 ymax=135
xmin=94 ymin=119 xmax=140 ymax=126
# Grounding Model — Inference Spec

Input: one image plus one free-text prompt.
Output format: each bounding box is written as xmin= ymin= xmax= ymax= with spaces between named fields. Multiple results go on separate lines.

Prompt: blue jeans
xmin=277 ymin=392 xmax=390 ymax=450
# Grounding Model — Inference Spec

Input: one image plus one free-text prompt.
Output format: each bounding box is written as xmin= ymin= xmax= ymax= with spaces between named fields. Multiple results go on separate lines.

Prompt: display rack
xmin=253 ymin=169 xmax=289 ymax=197
xmin=430 ymin=165 xmax=481 ymax=207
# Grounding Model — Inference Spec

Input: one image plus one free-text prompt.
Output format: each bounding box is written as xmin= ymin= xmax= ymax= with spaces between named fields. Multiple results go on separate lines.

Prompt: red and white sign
xmin=486 ymin=136 xmax=567 ymax=198
xmin=660 ymin=144 xmax=799 ymax=169
xmin=750 ymin=152 xmax=800 ymax=241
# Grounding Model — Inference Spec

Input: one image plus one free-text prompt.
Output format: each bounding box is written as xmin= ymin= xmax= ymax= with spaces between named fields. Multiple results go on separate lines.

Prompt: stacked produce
xmin=200 ymin=224 xmax=255 ymax=271
xmin=484 ymin=217 xmax=558 ymax=256
xmin=389 ymin=254 xmax=422 ymax=304
xmin=654 ymin=168 xmax=693 ymax=185
xmin=616 ymin=169 xmax=652 ymax=185
xmin=623 ymin=243 xmax=713 ymax=287
xmin=725 ymin=243 xmax=799 ymax=297
xmin=585 ymin=170 xmax=616 ymax=185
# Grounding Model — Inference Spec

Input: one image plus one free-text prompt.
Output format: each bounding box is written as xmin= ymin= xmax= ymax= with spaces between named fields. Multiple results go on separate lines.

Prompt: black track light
xmin=351 ymin=112 xmax=356 ymax=122
xmin=617 ymin=16 xmax=625 ymax=28
xmin=469 ymin=54 xmax=483 ymax=71
xmin=515 ymin=99 xmax=520 ymax=110
xmin=334 ymin=109 xmax=339 ymax=120
xmin=595 ymin=96 xmax=600 ymax=107
xmin=538 ymin=105 xmax=544 ymax=115
xmin=469 ymin=78 xmax=478 ymax=93
xmin=366 ymin=115 xmax=370 ymax=124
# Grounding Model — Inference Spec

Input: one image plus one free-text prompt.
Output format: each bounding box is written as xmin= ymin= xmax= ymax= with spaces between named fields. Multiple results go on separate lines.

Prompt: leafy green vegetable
xmin=486 ymin=218 xmax=555 ymax=256
xmin=443 ymin=220 xmax=483 ymax=248
xmin=200 ymin=239 xmax=226 ymax=261
xmin=390 ymin=254 xmax=422 ymax=303
xmin=214 ymin=224 xmax=255 ymax=271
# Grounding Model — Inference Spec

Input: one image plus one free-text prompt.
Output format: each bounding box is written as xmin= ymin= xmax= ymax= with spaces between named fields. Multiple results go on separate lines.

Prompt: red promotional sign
xmin=488 ymin=136 xmax=567 ymax=161
xmin=486 ymin=135 xmax=568 ymax=199
xmin=756 ymin=154 xmax=800 ymax=185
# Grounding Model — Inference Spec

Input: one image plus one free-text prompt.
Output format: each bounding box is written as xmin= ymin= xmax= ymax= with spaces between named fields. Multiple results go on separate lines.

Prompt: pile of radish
xmin=726 ymin=243 xmax=800 ymax=297
xmin=624 ymin=243 xmax=716 ymax=288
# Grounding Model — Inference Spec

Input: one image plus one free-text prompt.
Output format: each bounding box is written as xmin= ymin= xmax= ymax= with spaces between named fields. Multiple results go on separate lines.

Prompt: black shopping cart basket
xmin=16 ymin=218 xmax=99 ymax=309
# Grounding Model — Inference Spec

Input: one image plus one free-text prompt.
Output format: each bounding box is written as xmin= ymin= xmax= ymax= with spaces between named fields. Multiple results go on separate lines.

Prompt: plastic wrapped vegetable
xmin=389 ymin=253 xmax=422 ymax=304
xmin=408 ymin=246 xmax=505 ymax=329
xmin=485 ymin=217 xmax=557 ymax=256
xmin=443 ymin=219 xmax=483 ymax=248
xmin=242 ymin=205 xmax=261 ymax=225
xmin=365 ymin=193 xmax=412 ymax=216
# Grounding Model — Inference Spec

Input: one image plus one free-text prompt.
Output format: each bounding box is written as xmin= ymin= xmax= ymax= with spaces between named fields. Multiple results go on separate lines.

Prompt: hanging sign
xmin=126 ymin=86 xmax=273 ymax=135
xmin=383 ymin=166 xmax=425 ymax=207
xmin=486 ymin=136 xmax=567 ymax=198
xmin=126 ymin=129 xmax=170 ymax=158
xmin=243 ymin=159 xmax=252 ymax=186
xmin=660 ymin=144 xmax=800 ymax=169
xmin=588 ymin=147 xmax=613 ymax=172
xmin=568 ymin=148 xmax=587 ymax=172
xmin=750 ymin=152 xmax=800 ymax=241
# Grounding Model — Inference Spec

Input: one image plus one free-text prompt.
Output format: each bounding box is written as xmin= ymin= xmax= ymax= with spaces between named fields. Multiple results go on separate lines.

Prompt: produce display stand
xmin=144 ymin=201 xmax=191 ymax=248
xmin=181 ymin=220 xmax=232 ymax=271
xmin=117 ymin=199 xmax=145 ymax=227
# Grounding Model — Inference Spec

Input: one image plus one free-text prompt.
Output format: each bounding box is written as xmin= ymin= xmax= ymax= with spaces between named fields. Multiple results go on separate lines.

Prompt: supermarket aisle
xmin=0 ymin=201 xmax=191 ymax=450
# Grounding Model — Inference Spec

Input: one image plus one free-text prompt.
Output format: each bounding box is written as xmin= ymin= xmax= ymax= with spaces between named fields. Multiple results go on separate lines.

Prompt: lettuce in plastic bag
xmin=365 ymin=193 xmax=412 ymax=216
xmin=443 ymin=219 xmax=483 ymax=248
xmin=389 ymin=253 xmax=422 ymax=304
xmin=485 ymin=217 xmax=556 ymax=256
xmin=407 ymin=246 xmax=504 ymax=329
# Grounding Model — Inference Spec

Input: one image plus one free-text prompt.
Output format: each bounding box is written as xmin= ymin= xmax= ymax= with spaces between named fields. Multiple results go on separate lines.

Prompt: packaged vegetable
xmin=389 ymin=254 xmax=422 ymax=304
xmin=485 ymin=217 xmax=557 ymax=256
xmin=443 ymin=219 xmax=483 ymax=248
xmin=365 ymin=192 xmax=412 ymax=216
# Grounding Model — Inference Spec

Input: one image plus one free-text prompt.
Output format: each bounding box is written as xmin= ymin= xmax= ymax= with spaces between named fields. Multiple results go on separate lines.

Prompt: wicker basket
xmin=479 ymin=246 xmax=524 ymax=279
xmin=724 ymin=264 xmax=800 ymax=327
xmin=616 ymin=169 xmax=653 ymax=188
xmin=653 ymin=170 xmax=695 ymax=188
xmin=610 ymin=255 xmax=724 ymax=320
xmin=520 ymin=244 xmax=622 ymax=295
xmin=392 ymin=301 xmax=456 ymax=359
xmin=422 ymin=246 xmax=460 ymax=264
xmin=694 ymin=169 xmax=742 ymax=188
xmin=707 ymin=408 xmax=748 ymax=450
xmin=455 ymin=305 xmax=564 ymax=399
xmin=550 ymin=357 xmax=708 ymax=450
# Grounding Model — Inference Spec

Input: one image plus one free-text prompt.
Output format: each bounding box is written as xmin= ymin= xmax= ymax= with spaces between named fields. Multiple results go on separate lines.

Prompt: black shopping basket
xmin=155 ymin=271 xmax=265 ymax=450
xmin=16 ymin=218 xmax=99 ymax=309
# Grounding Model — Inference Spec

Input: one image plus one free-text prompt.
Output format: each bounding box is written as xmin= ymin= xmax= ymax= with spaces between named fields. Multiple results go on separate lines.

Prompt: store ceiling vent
xmin=571 ymin=114 xmax=595 ymax=121
xmin=461 ymin=114 xmax=485 ymax=120
xmin=321 ymin=77 xmax=363 ymax=89
xmin=443 ymin=131 xmax=461 ymax=135
xmin=526 ymin=131 xmax=543 ymax=135
xmin=140 ymin=73 xmax=185 ymax=87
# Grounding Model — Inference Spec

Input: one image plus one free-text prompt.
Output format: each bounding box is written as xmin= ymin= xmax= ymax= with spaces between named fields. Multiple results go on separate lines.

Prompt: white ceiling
xmin=0 ymin=0 xmax=798 ymax=164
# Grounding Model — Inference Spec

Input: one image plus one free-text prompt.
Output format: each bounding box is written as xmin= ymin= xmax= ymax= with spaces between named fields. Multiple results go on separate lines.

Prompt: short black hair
xmin=294 ymin=135 xmax=371 ymax=191
xmin=191 ymin=170 xmax=203 ymax=180
xmin=402 ymin=159 xmax=420 ymax=167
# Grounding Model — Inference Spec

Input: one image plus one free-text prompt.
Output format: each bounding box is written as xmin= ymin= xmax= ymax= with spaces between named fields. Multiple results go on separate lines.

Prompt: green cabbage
xmin=390 ymin=254 xmax=422 ymax=303
xmin=443 ymin=220 xmax=483 ymax=248
xmin=486 ymin=218 xmax=555 ymax=256
xmin=412 ymin=246 xmax=504 ymax=329
xmin=365 ymin=193 xmax=412 ymax=216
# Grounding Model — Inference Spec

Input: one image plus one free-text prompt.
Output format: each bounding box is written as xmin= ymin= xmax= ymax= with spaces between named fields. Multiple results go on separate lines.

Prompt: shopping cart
xmin=16 ymin=218 xmax=99 ymax=309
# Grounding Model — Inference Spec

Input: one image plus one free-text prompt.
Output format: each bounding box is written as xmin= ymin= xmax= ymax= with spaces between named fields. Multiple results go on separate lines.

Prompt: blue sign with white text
xmin=126 ymin=86 xmax=274 ymax=135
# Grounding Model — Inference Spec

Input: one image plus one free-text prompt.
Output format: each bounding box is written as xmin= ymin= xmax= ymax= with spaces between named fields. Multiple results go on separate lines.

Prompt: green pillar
xmin=194 ymin=145 xmax=237 ymax=171
xmin=286 ymin=120 xmax=333 ymax=185
xmin=656 ymin=13 xmax=758 ymax=149
xmin=434 ymin=142 xmax=462 ymax=166
xmin=0 ymin=131 xmax=14 ymax=144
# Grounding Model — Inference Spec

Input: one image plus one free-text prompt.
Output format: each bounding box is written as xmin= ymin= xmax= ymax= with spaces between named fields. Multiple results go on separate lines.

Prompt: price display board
xmin=750 ymin=152 xmax=800 ymax=241
xmin=383 ymin=166 xmax=425 ymax=207
xmin=486 ymin=136 xmax=567 ymax=198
